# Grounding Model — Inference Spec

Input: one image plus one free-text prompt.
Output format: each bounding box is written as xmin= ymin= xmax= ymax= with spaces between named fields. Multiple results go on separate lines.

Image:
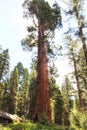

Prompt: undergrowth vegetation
xmin=70 ymin=110 xmax=87 ymax=130
xmin=0 ymin=121 xmax=72 ymax=130
xmin=1 ymin=110 xmax=87 ymax=130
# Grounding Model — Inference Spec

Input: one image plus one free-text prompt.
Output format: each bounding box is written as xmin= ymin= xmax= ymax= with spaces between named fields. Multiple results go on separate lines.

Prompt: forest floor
xmin=0 ymin=121 xmax=74 ymax=130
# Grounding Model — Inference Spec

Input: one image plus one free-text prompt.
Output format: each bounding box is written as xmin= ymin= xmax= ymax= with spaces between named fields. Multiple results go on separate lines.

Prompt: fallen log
xmin=0 ymin=110 xmax=22 ymax=124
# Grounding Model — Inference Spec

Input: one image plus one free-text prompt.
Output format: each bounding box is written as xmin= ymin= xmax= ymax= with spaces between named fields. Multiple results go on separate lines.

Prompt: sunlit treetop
xmin=22 ymin=0 xmax=61 ymax=31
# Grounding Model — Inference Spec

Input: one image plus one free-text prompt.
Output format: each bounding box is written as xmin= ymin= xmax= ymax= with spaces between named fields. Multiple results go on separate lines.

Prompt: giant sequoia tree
xmin=22 ymin=0 xmax=61 ymax=122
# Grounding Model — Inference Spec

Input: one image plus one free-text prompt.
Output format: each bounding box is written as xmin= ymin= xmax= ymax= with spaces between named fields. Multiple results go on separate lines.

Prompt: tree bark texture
xmin=73 ymin=58 xmax=84 ymax=108
xmin=79 ymin=25 xmax=87 ymax=65
xmin=34 ymin=23 xmax=52 ymax=122
xmin=75 ymin=9 xmax=87 ymax=67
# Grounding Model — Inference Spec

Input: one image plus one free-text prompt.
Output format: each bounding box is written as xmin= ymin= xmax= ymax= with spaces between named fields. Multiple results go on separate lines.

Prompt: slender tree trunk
xmin=34 ymin=23 xmax=52 ymax=122
xmin=79 ymin=25 xmax=87 ymax=64
xmin=73 ymin=57 xmax=84 ymax=109
xmin=75 ymin=8 xmax=87 ymax=66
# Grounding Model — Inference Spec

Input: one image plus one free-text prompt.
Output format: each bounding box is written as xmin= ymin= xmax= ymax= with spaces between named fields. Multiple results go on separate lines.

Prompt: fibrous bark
xmin=34 ymin=23 xmax=52 ymax=122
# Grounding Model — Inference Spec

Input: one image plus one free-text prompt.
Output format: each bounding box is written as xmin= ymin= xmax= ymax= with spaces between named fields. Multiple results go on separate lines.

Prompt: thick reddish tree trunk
xmin=34 ymin=23 xmax=52 ymax=122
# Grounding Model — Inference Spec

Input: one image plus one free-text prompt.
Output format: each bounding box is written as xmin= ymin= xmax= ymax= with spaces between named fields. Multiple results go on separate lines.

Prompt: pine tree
xmin=29 ymin=67 xmax=37 ymax=119
xmin=16 ymin=63 xmax=30 ymax=118
xmin=16 ymin=62 xmax=24 ymax=84
xmin=18 ymin=68 xmax=30 ymax=118
xmin=65 ymin=0 xmax=87 ymax=67
xmin=54 ymin=88 xmax=64 ymax=125
xmin=0 ymin=46 xmax=9 ymax=111
xmin=0 ymin=49 xmax=9 ymax=81
xmin=1 ymin=81 xmax=10 ymax=112
xmin=61 ymin=75 xmax=72 ymax=125
xmin=8 ymin=67 xmax=19 ymax=114
xmin=67 ymin=38 xmax=84 ymax=109
xmin=76 ymin=48 xmax=87 ymax=108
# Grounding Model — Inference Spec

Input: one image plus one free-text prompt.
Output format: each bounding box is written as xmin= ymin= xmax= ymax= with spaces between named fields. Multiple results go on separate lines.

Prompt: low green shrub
xmin=80 ymin=112 xmax=87 ymax=130
xmin=1 ymin=120 xmax=80 ymax=130
xmin=6 ymin=121 xmax=65 ymax=130
xmin=33 ymin=123 xmax=64 ymax=130
xmin=38 ymin=112 xmax=50 ymax=125
xmin=7 ymin=122 xmax=33 ymax=130
xmin=0 ymin=124 xmax=11 ymax=130
xmin=70 ymin=110 xmax=87 ymax=130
